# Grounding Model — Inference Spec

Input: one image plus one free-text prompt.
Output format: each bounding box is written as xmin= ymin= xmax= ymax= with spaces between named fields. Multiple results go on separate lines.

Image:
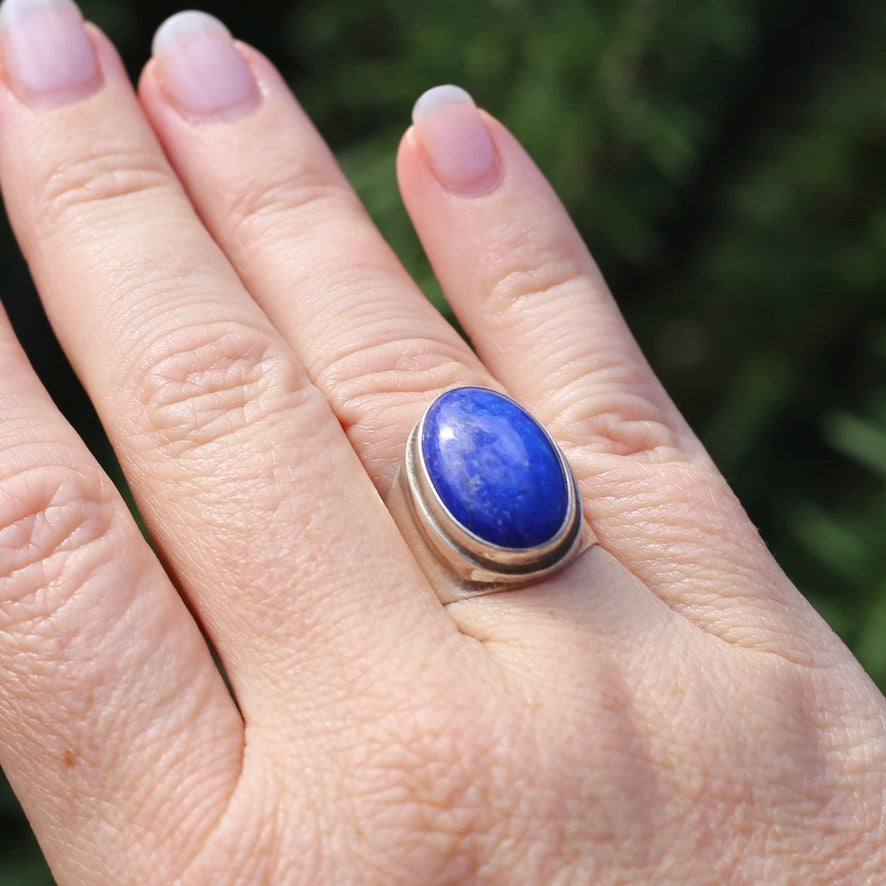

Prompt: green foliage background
xmin=1 ymin=0 xmax=884 ymax=881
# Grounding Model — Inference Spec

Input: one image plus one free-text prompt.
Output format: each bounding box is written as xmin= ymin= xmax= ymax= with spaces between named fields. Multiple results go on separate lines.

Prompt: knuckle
xmin=224 ymin=161 xmax=358 ymax=244
xmin=482 ymin=239 xmax=588 ymax=322
xmin=473 ymin=233 xmax=690 ymax=461
xmin=318 ymin=335 xmax=489 ymax=491
xmin=130 ymin=322 xmax=307 ymax=457
xmin=0 ymin=463 xmax=120 ymax=627
xmin=34 ymin=147 xmax=172 ymax=235
xmin=555 ymin=386 xmax=682 ymax=459
xmin=323 ymin=334 xmax=486 ymax=431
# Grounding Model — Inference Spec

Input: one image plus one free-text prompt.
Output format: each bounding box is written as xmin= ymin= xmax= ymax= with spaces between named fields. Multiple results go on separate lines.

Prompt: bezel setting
xmin=401 ymin=388 xmax=586 ymax=588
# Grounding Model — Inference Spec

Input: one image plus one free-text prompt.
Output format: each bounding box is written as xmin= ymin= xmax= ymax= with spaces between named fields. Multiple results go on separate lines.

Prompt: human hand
xmin=0 ymin=3 xmax=884 ymax=883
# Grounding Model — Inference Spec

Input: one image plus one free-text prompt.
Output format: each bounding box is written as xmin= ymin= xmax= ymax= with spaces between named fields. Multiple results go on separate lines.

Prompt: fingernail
xmin=412 ymin=85 xmax=500 ymax=195
xmin=0 ymin=0 xmax=102 ymax=107
xmin=152 ymin=11 xmax=260 ymax=123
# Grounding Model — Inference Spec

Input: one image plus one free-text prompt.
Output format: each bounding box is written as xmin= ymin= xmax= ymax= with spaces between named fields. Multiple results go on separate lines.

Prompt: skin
xmin=0 ymin=13 xmax=884 ymax=886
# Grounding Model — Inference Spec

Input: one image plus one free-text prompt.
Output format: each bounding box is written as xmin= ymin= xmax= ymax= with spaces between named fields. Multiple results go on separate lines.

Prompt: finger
xmin=136 ymin=15 xmax=664 ymax=652
xmin=0 ymin=298 xmax=243 ymax=881
xmin=0 ymin=5 xmax=448 ymax=718
xmin=138 ymin=13 xmax=495 ymax=496
xmin=397 ymin=87 xmax=825 ymax=658
xmin=399 ymin=87 xmax=706 ymax=461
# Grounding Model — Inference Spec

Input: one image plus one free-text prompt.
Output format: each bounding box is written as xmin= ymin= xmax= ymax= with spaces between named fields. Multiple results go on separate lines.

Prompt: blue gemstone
xmin=421 ymin=388 xmax=569 ymax=548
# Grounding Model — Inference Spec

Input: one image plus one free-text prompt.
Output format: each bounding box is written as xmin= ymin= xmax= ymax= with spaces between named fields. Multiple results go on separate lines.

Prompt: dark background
xmin=1 ymin=0 xmax=885 ymax=881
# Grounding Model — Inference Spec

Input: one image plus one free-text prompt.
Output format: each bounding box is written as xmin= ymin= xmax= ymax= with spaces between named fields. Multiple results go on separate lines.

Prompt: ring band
xmin=390 ymin=387 xmax=594 ymax=604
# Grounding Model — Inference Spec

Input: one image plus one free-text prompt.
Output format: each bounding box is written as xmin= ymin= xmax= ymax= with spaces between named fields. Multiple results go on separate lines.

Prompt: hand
xmin=0 ymin=5 xmax=883 ymax=884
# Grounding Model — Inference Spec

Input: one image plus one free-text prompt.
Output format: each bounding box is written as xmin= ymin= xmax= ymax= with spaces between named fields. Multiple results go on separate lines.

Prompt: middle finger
xmin=140 ymin=12 xmax=497 ymax=496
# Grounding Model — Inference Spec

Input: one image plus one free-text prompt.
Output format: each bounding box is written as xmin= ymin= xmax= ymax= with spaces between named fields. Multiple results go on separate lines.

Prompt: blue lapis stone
xmin=421 ymin=388 xmax=569 ymax=548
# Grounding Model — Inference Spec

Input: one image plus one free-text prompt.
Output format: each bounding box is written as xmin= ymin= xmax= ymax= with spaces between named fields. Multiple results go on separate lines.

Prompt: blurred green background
xmin=1 ymin=0 xmax=884 ymax=881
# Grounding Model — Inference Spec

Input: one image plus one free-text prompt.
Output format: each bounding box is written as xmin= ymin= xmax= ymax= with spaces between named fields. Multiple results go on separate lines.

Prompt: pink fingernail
xmin=0 ymin=0 xmax=102 ymax=107
xmin=412 ymin=85 xmax=500 ymax=195
xmin=152 ymin=11 xmax=260 ymax=123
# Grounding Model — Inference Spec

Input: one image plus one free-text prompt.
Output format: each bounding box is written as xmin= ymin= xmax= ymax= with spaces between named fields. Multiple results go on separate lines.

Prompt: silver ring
xmin=391 ymin=387 xmax=594 ymax=604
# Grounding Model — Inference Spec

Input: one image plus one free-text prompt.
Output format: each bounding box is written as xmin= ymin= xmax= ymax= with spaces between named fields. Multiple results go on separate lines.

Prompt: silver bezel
xmin=401 ymin=392 xmax=585 ymax=586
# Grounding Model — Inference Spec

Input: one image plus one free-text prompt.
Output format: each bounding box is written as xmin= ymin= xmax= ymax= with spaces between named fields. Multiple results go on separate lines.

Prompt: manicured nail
xmin=0 ymin=0 xmax=102 ymax=107
xmin=152 ymin=11 xmax=260 ymax=123
xmin=412 ymin=85 xmax=500 ymax=195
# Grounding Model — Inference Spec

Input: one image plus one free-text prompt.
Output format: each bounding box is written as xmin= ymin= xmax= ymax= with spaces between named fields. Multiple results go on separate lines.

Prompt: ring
xmin=391 ymin=387 xmax=594 ymax=604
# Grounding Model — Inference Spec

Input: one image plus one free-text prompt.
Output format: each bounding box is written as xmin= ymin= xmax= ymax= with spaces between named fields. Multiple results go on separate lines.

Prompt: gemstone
xmin=421 ymin=388 xmax=569 ymax=549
